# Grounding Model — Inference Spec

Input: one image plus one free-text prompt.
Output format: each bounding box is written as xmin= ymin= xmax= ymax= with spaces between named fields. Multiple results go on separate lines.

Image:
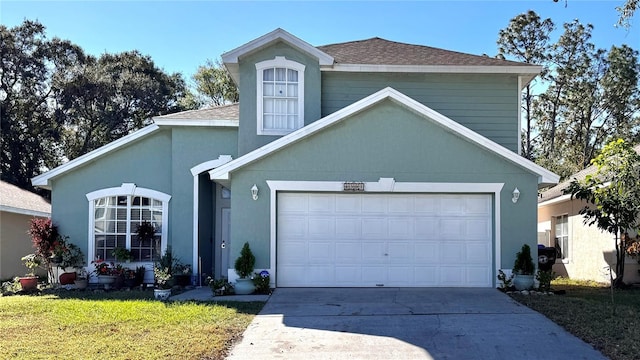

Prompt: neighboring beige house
xmin=0 ymin=181 xmax=51 ymax=280
xmin=538 ymin=155 xmax=640 ymax=285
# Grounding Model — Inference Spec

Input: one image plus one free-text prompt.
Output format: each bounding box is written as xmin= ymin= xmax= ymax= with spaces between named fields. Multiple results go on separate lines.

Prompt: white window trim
xmin=554 ymin=214 xmax=570 ymax=264
xmin=256 ymin=56 xmax=305 ymax=136
xmin=257 ymin=178 xmax=504 ymax=287
xmin=86 ymin=183 xmax=171 ymax=267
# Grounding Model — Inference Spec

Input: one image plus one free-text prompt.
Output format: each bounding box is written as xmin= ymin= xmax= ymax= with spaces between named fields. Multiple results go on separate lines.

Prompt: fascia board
xmin=209 ymin=87 xmax=559 ymax=185
xmin=31 ymin=124 xmax=160 ymax=189
xmin=0 ymin=206 xmax=50 ymax=217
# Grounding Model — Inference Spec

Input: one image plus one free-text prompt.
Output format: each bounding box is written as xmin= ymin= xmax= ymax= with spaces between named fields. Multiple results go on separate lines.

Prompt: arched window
xmin=256 ymin=56 xmax=305 ymax=135
xmin=87 ymin=184 xmax=170 ymax=262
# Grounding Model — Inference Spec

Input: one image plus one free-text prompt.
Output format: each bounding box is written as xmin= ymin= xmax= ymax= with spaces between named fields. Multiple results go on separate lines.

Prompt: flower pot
xmin=513 ymin=274 xmax=535 ymax=291
xmin=234 ymin=278 xmax=255 ymax=295
xmin=59 ymin=272 xmax=77 ymax=285
xmin=19 ymin=276 xmax=38 ymax=291
xmin=74 ymin=278 xmax=88 ymax=290
xmin=174 ymin=274 xmax=191 ymax=287
xmin=154 ymin=288 xmax=171 ymax=300
xmin=97 ymin=275 xmax=117 ymax=290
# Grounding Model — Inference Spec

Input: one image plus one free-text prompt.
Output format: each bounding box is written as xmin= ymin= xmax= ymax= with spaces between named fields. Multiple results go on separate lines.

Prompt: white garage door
xmin=277 ymin=193 xmax=493 ymax=287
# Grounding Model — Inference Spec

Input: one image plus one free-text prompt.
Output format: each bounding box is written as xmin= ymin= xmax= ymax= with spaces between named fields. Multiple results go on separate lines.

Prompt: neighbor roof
xmin=154 ymin=103 xmax=239 ymax=121
xmin=317 ymin=37 xmax=530 ymax=67
xmin=0 ymin=181 xmax=51 ymax=217
xmin=538 ymin=144 xmax=640 ymax=204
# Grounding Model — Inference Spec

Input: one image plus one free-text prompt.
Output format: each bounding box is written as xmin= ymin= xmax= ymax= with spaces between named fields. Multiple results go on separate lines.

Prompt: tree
xmin=616 ymin=0 xmax=638 ymax=28
xmin=0 ymin=20 xmax=84 ymax=192
xmin=57 ymin=51 xmax=190 ymax=159
xmin=192 ymin=59 xmax=238 ymax=107
xmin=565 ymin=139 xmax=640 ymax=287
xmin=497 ymin=10 xmax=554 ymax=159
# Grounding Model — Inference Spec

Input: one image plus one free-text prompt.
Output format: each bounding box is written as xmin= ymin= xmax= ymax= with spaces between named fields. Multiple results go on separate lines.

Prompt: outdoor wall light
xmin=512 ymin=187 xmax=520 ymax=203
xmin=251 ymin=184 xmax=259 ymax=200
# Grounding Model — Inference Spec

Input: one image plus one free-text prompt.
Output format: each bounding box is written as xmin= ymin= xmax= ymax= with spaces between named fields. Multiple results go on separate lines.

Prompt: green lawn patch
xmin=511 ymin=279 xmax=640 ymax=360
xmin=0 ymin=290 xmax=264 ymax=360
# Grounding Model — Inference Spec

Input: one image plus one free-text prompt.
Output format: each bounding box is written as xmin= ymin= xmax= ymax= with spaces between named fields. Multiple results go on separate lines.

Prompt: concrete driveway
xmin=227 ymin=288 xmax=606 ymax=360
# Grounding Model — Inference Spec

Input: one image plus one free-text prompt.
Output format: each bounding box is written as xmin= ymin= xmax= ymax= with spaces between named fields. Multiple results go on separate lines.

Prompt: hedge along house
xmin=33 ymin=29 xmax=559 ymax=287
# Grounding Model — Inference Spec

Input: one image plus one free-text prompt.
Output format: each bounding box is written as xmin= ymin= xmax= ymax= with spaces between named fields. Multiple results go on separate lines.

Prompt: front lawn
xmin=0 ymin=290 xmax=264 ymax=360
xmin=511 ymin=279 xmax=640 ymax=360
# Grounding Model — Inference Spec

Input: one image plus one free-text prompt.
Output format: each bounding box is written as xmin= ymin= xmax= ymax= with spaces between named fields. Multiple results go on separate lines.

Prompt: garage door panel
xmin=278 ymin=216 xmax=307 ymax=238
xmin=308 ymin=241 xmax=333 ymax=264
xmin=308 ymin=217 xmax=335 ymax=238
xmin=388 ymin=218 xmax=413 ymax=238
xmin=277 ymin=193 xmax=492 ymax=287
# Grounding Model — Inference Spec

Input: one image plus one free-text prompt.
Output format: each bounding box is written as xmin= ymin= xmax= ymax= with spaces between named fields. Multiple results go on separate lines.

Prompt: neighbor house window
xmin=87 ymin=184 xmax=170 ymax=263
xmin=256 ymin=56 xmax=305 ymax=135
xmin=555 ymin=214 xmax=569 ymax=261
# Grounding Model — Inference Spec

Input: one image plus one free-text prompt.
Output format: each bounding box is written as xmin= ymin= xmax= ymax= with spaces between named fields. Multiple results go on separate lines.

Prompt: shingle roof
xmin=154 ymin=103 xmax=239 ymax=121
xmin=538 ymin=144 xmax=640 ymax=203
xmin=317 ymin=37 xmax=532 ymax=67
xmin=0 ymin=180 xmax=51 ymax=215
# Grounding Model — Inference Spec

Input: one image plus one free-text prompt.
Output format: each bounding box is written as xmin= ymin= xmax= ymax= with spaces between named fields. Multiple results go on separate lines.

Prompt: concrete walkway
xmin=227 ymin=288 xmax=606 ymax=360
xmin=168 ymin=287 xmax=270 ymax=302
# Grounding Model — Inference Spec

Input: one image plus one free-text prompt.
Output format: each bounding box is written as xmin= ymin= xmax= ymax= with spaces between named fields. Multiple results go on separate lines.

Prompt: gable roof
xmin=32 ymin=105 xmax=240 ymax=190
xmin=222 ymin=29 xmax=541 ymax=87
xmin=0 ymin=181 xmax=51 ymax=217
xmin=209 ymin=87 xmax=559 ymax=187
xmin=539 ymin=144 xmax=640 ymax=204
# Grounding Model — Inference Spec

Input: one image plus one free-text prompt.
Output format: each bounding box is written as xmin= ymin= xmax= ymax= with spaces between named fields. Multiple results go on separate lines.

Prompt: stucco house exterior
xmin=0 ymin=181 xmax=51 ymax=280
xmin=32 ymin=29 xmax=559 ymax=288
xmin=538 ymin=149 xmax=640 ymax=285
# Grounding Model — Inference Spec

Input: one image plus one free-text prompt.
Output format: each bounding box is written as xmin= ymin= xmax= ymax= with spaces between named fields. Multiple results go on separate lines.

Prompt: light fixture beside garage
xmin=251 ymin=184 xmax=259 ymax=200
xmin=512 ymin=187 xmax=520 ymax=203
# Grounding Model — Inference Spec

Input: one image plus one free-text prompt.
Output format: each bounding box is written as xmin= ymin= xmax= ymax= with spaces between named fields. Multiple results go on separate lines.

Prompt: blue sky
xmin=2 ymin=1 xmax=638 ymax=82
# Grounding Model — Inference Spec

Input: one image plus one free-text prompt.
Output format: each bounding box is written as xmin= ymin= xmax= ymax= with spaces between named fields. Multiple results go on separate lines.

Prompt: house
xmin=32 ymin=28 xmax=559 ymax=288
xmin=0 ymin=180 xmax=51 ymax=280
xmin=538 ymin=148 xmax=640 ymax=285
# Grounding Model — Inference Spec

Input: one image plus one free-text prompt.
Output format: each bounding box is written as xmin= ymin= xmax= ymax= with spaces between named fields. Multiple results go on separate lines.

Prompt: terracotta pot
xmin=19 ymin=276 xmax=38 ymax=291
xmin=59 ymin=272 xmax=77 ymax=285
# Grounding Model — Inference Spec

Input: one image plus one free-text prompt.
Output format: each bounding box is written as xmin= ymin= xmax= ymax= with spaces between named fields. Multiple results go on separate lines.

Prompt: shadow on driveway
xmin=227 ymin=288 xmax=606 ymax=360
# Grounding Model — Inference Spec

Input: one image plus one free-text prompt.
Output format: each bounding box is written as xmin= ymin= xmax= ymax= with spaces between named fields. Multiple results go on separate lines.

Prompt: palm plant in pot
xmin=512 ymin=244 xmax=535 ymax=290
xmin=234 ymin=242 xmax=256 ymax=295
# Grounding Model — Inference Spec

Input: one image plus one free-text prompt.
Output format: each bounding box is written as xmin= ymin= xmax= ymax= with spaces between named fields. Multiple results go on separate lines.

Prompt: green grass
xmin=511 ymin=278 xmax=640 ymax=360
xmin=0 ymin=290 xmax=264 ymax=360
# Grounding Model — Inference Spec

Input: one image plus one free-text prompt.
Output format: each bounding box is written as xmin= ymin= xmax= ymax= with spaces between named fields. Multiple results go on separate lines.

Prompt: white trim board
xmin=264 ymin=178 xmax=504 ymax=288
xmin=222 ymin=28 xmax=334 ymax=84
xmin=32 ymin=125 xmax=160 ymax=189
xmin=0 ymin=206 xmax=50 ymax=218
xmin=153 ymin=119 xmax=238 ymax=127
xmin=210 ymin=87 xmax=559 ymax=186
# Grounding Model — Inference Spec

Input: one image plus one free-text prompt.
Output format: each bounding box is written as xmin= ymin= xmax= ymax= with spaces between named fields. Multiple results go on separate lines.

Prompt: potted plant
xmin=58 ymin=243 xmax=84 ymax=285
xmin=91 ymin=259 xmax=118 ymax=289
xmin=173 ymin=263 xmax=192 ymax=287
xmin=234 ymin=242 xmax=256 ymax=295
xmin=154 ymin=247 xmax=175 ymax=300
xmin=512 ymin=244 xmax=535 ymax=290
xmin=19 ymin=254 xmax=41 ymax=291
xmin=74 ymin=268 xmax=89 ymax=290
xmin=112 ymin=247 xmax=133 ymax=263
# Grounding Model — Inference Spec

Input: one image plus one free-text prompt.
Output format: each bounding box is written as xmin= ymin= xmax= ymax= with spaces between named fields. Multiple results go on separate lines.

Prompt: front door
xmin=220 ymin=207 xmax=231 ymax=279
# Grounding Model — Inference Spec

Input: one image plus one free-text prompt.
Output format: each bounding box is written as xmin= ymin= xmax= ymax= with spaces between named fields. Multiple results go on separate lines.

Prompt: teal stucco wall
xmin=237 ymin=41 xmax=322 ymax=155
xmin=50 ymin=126 xmax=237 ymax=267
xmin=321 ymin=72 xmax=520 ymax=152
xmin=229 ymin=99 xmax=538 ymax=278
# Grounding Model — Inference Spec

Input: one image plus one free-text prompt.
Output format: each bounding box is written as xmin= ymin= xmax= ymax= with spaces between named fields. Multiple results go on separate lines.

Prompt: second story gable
xmin=223 ymin=29 xmax=541 ymax=156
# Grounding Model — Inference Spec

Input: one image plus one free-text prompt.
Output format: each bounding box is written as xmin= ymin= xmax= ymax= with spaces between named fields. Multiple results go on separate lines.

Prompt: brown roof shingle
xmin=0 ymin=181 xmax=51 ymax=214
xmin=317 ymin=37 xmax=533 ymax=67
xmin=154 ymin=103 xmax=239 ymax=121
